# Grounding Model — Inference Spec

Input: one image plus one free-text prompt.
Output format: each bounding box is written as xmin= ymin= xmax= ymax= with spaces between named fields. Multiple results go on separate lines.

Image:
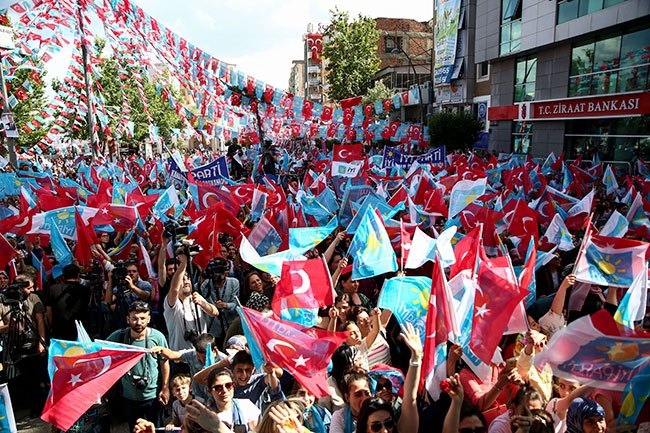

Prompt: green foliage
xmin=362 ymin=81 xmax=394 ymax=119
xmin=427 ymin=110 xmax=484 ymax=152
xmin=10 ymin=67 xmax=49 ymax=149
xmin=63 ymin=38 xmax=183 ymax=151
xmin=322 ymin=8 xmax=380 ymax=102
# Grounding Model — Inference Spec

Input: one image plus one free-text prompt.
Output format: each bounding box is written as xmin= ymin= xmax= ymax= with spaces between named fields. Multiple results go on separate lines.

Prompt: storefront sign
xmin=489 ymin=92 xmax=650 ymax=121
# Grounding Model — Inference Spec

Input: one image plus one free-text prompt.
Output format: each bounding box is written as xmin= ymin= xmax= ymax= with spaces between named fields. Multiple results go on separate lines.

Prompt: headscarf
xmin=566 ymin=398 xmax=605 ymax=433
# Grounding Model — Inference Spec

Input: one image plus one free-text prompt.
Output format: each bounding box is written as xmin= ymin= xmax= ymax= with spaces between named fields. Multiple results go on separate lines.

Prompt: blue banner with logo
xmin=381 ymin=145 xmax=445 ymax=169
xmin=190 ymin=157 xmax=230 ymax=186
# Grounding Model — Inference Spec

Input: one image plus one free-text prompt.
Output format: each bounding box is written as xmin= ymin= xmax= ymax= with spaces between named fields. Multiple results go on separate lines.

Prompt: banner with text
xmin=434 ymin=0 xmax=461 ymax=87
xmin=190 ymin=157 xmax=230 ymax=186
xmin=381 ymin=145 xmax=446 ymax=169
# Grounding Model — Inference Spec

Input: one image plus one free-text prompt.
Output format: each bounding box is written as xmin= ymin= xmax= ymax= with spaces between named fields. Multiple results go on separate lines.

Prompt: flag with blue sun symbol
xmin=575 ymin=235 xmax=649 ymax=288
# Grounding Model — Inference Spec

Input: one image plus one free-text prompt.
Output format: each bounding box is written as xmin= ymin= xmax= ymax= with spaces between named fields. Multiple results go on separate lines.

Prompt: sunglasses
xmin=369 ymin=419 xmax=395 ymax=432
xmin=375 ymin=382 xmax=392 ymax=393
xmin=459 ymin=428 xmax=486 ymax=433
xmin=211 ymin=382 xmax=234 ymax=393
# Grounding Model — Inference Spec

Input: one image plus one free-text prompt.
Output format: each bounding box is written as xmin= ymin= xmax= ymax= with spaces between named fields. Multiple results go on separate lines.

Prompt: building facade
xmin=479 ymin=0 xmax=650 ymax=161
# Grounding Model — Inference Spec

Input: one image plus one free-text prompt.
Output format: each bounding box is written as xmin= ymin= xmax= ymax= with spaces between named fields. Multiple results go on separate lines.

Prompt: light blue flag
xmin=616 ymin=360 xmax=650 ymax=426
xmin=237 ymin=306 xmax=266 ymax=370
xmin=316 ymin=188 xmax=340 ymax=215
xmin=600 ymin=210 xmax=628 ymax=238
xmin=377 ymin=276 xmax=431 ymax=346
xmin=153 ymin=186 xmax=180 ymax=217
xmin=50 ymin=223 xmax=73 ymax=266
xmin=602 ymin=165 xmax=619 ymax=195
xmin=348 ymin=207 xmax=397 ymax=280
xmin=108 ymin=227 xmax=136 ymax=258
xmin=614 ymin=265 xmax=647 ymax=328
xmin=288 ymin=217 xmax=338 ymax=253
xmin=448 ymin=178 xmax=487 ymax=218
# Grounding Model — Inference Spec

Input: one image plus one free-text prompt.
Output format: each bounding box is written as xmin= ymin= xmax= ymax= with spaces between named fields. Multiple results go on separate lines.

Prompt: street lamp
xmin=392 ymin=47 xmax=424 ymax=126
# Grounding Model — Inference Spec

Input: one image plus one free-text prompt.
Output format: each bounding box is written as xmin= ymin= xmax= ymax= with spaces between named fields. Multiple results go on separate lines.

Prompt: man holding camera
xmin=106 ymin=301 xmax=170 ymax=432
xmin=164 ymin=252 xmax=218 ymax=351
xmin=104 ymin=260 xmax=153 ymax=328
xmin=198 ymin=258 xmax=239 ymax=348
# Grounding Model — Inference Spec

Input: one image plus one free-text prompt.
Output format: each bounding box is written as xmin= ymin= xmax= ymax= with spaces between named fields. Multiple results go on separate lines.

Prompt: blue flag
xmin=348 ymin=207 xmax=397 ymax=280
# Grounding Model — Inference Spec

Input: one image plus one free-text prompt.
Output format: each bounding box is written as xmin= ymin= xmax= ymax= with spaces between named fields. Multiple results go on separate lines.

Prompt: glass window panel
xmin=503 ymin=0 xmax=521 ymax=21
xmin=593 ymin=36 xmax=621 ymax=72
xmin=591 ymin=71 xmax=617 ymax=94
xmin=604 ymin=0 xmax=625 ymax=8
xmin=571 ymin=75 xmax=592 ymax=96
xmin=572 ymin=43 xmax=594 ymax=75
xmin=514 ymin=85 xmax=526 ymax=102
xmin=620 ymin=28 xmax=650 ymax=68
xmin=511 ymin=21 xmax=521 ymax=44
xmin=558 ymin=1 xmax=578 ymax=24
xmin=526 ymin=58 xmax=537 ymax=83
xmin=515 ymin=59 xmax=526 ymax=84
xmin=525 ymin=83 xmax=536 ymax=100
xmin=579 ymin=0 xmax=604 ymax=17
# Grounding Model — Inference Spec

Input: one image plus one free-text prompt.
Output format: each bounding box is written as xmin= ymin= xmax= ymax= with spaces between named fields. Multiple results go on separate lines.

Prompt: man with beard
xmin=163 ymin=252 xmax=218 ymax=351
xmin=106 ymin=302 xmax=170 ymax=432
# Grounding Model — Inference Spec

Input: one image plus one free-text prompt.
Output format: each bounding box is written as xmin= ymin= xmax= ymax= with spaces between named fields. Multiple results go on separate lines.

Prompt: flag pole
xmin=571 ymin=213 xmax=593 ymax=275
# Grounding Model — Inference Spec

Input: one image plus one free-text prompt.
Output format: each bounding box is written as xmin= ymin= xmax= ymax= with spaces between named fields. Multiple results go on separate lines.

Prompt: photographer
xmin=104 ymin=260 xmax=153 ymax=328
xmin=106 ymin=301 xmax=170 ymax=432
xmin=198 ymin=258 xmax=239 ymax=349
xmin=164 ymin=252 xmax=218 ymax=351
xmin=45 ymin=264 xmax=92 ymax=340
xmin=0 ymin=274 xmax=48 ymax=416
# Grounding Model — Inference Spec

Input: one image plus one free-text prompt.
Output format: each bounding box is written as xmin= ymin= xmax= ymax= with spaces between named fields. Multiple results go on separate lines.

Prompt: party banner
xmin=381 ymin=145 xmax=445 ymax=168
xmin=190 ymin=157 xmax=230 ymax=186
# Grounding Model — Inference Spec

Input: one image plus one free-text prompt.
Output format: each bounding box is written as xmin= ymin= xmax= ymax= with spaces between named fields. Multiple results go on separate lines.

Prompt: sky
xmin=103 ymin=0 xmax=434 ymax=90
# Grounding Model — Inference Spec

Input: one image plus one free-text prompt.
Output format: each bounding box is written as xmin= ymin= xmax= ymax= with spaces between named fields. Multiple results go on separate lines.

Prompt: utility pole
xmin=76 ymin=1 xmax=98 ymax=160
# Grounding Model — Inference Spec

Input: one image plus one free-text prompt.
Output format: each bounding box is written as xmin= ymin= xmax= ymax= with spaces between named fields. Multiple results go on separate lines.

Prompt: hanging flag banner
xmin=434 ymin=0 xmax=462 ymax=87
xmin=381 ymin=145 xmax=445 ymax=168
xmin=190 ymin=157 xmax=230 ymax=185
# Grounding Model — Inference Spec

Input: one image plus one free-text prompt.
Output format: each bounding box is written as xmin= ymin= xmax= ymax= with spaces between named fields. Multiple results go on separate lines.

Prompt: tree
xmin=322 ymin=8 xmax=380 ymax=102
xmin=362 ymin=81 xmax=395 ymax=120
xmin=10 ymin=67 xmax=49 ymax=150
xmin=428 ymin=110 xmax=484 ymax=152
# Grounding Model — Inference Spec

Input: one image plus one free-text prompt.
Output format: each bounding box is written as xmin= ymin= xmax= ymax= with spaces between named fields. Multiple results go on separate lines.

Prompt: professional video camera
xmin=175 ymin=238 xmax=202 ymax=257
xmin=113 ymin=259 xmax=135 ymax=297
xmin=0 ymin=280 xmax=30 ymax=306
xmin=163 ymin=216 xmax=193 ymax=239
xmin=205 ymin=257 xmax=230 ymax=283
xmin=81 ymin=260 xmax=104 ymax=284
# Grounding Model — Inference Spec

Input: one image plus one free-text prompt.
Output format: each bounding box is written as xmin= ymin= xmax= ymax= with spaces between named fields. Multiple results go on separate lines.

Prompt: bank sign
xmin=516 ymin=92 xmax=650 ymax=121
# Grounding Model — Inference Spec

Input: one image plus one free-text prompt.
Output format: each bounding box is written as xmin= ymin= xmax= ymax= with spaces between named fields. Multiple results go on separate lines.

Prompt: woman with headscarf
xmin=565 ymin=398 xmax=606 ymax=433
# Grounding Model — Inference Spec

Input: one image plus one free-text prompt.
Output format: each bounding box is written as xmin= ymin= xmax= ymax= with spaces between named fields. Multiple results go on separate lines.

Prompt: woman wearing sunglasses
xmin=207 ymin=367 xmax=260 ymax=432
xmin=347 ymin=323 xmax=423 ymax=433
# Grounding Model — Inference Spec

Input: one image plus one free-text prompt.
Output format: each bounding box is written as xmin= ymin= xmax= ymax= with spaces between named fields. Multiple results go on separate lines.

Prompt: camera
xmin=184 ymin=329 xmax=199 ymax=343
xmin=131 ymin=375 xmax=149 ymax=390
xmin=205 ymin=258 xmax=229 ymax=281
xmin=175 ymin=239 xmax=202 ymax=257
xmin=113 ymin=259 xmax=135 ymax=297
xmin=163 ymin=217 xmax=192 ymax=239
xmin=81 ymin=260 xmax=104 ymax=283
xmin=0 ymin=281 xmax=29 ymax=306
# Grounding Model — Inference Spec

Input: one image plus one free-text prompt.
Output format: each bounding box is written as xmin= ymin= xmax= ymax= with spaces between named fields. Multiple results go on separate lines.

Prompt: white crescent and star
xmin=291 ymin=269 xmax=311 ymax=295
xmin=267 ymin=339 xmax=295 ymax=353
xmin=70 ymin=355 xmax=112 ymax=386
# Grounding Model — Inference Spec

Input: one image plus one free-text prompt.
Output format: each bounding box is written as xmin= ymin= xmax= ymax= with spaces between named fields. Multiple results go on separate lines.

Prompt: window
xmin=385 ymin=36 xmax=403 ymax=54
xmin=514 ymin=56 xmax=537 ymax=102
xmin=500 ymin=0 xmax=522 ymax=55
xmin=568 ymin=26 xmax=650 ymax=97
xmin=477 ymin=61 xmax=490 ymax=81
xmin=558 ymin=0 xmax=627 ymax=24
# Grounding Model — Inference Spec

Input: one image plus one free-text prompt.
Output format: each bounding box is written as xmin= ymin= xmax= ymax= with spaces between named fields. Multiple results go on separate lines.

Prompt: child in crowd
xmin=166 ymin=374 xmax=204 ymax=431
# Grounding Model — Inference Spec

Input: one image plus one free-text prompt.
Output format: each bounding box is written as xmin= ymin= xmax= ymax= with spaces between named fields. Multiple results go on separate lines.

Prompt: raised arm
xmin=442 ymin=374 xmax=464 ymax=433
xmin=397 ymin=322 xmax=422 ymax=433
xmin=167 ymin=253 xmax=188 ymax=308
xmin=322 ymin=231 xmax=345 ymax=265
xmin=363 ymin=307 xmax=382 ymax=349
xmin=158 ymin=236 xmax=170 ymax=287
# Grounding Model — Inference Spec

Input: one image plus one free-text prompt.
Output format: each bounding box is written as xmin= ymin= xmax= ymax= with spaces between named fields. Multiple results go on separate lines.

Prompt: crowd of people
xmin=0 ymin=139 xmax=648 ymax=433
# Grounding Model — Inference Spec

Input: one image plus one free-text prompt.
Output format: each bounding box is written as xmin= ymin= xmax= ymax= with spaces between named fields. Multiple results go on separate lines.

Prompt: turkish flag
xmin=272 ymin=258 xmax=335 ymax=325
xmin=332 ymin=143 xmax=363 ymax=163
xmin=0 ymin=207 xmax=36 ymax=235
xmin=91 ymin=204 xmax=138 ymax=230
xmin=37 ymin=191 xmax=75 ymax=212
xmin=449 ymin=225 xmax=482 ymax=280
xmin=41 ymin=342 xmax=146 ymax=431
xmin=0 ymin=234 xmax=19 ymax=271
xmin=240 ymin=307 xmax=348 ymax=398
xmin=470 ymin=247 xmax=529 ymax=364
xmin=321 ymin=106 xmax=333 ymax=122
xmin=75 ymin=209 xmax=98 ymax=267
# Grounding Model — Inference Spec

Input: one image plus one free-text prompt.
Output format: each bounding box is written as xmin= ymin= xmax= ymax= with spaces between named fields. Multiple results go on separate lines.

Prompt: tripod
xmin=1 ymin=299 xmax=47 ymax=380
